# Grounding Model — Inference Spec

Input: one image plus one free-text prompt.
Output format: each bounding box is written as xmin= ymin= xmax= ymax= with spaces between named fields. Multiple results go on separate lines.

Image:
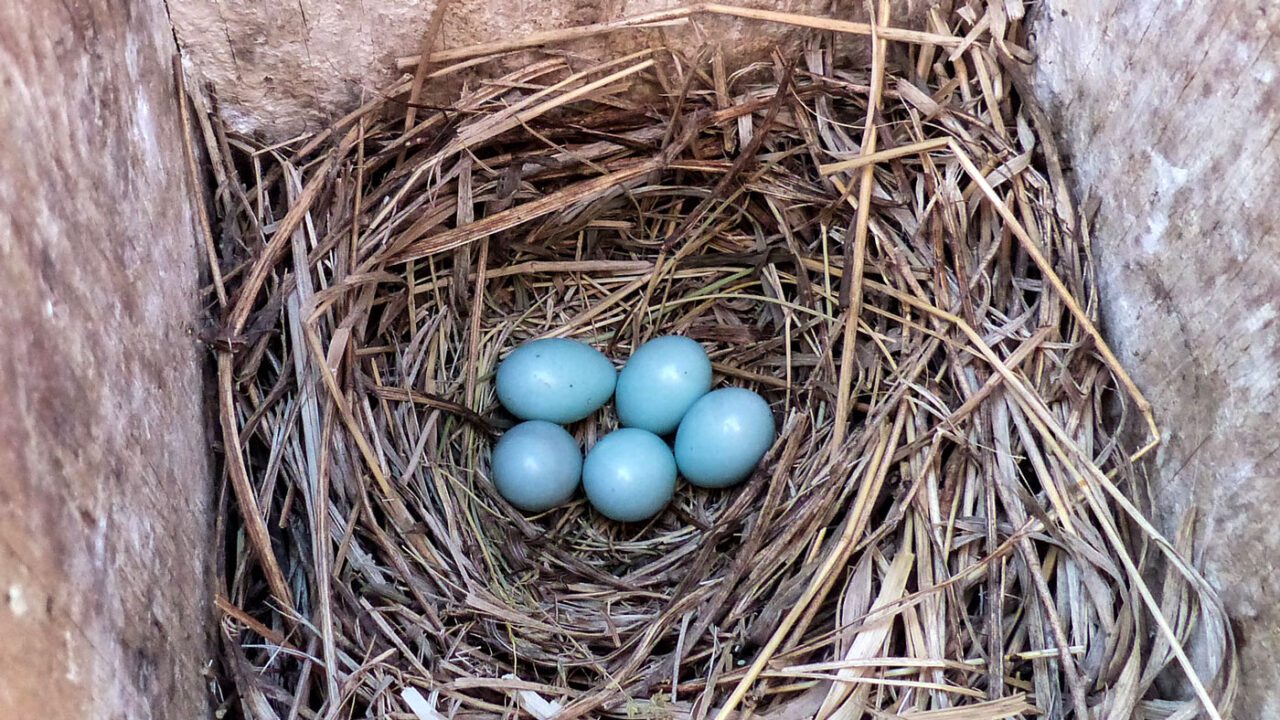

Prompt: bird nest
xmin=194 ymin=3 xmax=1236 ymax=719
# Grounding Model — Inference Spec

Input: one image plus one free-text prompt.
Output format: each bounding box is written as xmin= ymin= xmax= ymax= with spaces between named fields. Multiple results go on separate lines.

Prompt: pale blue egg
xmin=496 ymin=338 xmax=617 ymax=424
xmin=583 ymin=428 xmax=677 ymax=522
xmin=674 ymin=388 xmax=776 ymax=488
xmin=616 ymin=335 xmax=713 ymax=435
xmin=491 ymin=421 xmax=582 ymax=512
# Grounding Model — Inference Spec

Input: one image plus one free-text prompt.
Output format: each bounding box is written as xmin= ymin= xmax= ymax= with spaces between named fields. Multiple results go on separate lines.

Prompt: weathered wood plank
xmin=0 ymin=1 xmax=213 ymax=717
xmin=1033 ymin=2 xmax=1280 ymax=715
xmin=165 ymin=0 xmax=905 ymax=140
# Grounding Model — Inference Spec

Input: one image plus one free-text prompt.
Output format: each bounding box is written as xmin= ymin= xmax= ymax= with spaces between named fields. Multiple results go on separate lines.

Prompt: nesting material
xmin=193 ymin=3 xmax=1238 ymax=719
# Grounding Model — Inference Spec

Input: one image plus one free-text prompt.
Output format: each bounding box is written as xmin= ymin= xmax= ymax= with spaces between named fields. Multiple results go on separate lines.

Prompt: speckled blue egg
xmin=615 ymin=335 xmax=713 ymax=435
xmin=491 ymin=421 xmax=582 ymax=512
xmin=675 ymin=388 xmax=776 ymax=488
xmin=583 ymin=428 xmax=677 ymax=522
xmin=496 ymin=338 xmax=617 ymax=424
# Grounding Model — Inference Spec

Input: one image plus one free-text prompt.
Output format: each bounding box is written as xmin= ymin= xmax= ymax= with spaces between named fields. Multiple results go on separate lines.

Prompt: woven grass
xmin=189 ymin=3 xmax=1238 ymax=718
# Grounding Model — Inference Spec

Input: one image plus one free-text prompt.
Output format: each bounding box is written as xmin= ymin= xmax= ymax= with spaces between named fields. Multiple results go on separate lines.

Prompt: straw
xmin=191 ymin=3 xmax=1238 ymax=719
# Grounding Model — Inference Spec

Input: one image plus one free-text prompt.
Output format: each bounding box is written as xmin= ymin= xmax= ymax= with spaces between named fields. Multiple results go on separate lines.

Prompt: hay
xmin=191 ymin=3 xmax=1238 ymax=719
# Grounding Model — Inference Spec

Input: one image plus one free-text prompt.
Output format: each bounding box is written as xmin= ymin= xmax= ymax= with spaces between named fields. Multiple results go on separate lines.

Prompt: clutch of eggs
xmin=491 ymin=334 xmax=777 ymax=521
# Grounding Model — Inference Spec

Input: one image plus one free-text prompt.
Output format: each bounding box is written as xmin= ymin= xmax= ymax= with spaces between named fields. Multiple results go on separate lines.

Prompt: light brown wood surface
xmin=0 ymin=1 xmax=213 ymax=718
xmin=1031 ymin=2 xmax=1280 ymax=716
xmin=166 ymin=0 xmax=879 ymax=140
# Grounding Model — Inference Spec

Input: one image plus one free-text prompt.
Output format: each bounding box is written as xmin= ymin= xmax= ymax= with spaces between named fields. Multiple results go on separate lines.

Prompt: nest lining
xmin=193 ymin=4 xmax=1237 ymax=720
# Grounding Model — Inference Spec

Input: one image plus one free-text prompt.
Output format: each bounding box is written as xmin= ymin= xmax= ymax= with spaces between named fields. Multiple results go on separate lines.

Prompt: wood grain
xmin=1032 ymin=1 xmax=1280 ymax=715
xmin=0 ymin=0 xmax=213 ymax=717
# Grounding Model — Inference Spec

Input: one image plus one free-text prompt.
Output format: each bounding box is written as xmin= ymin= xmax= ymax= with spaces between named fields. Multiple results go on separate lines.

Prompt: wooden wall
xmin=1030 ymin=2 xmax=1280 ymax=715
xmin=0 ymin=0 xmax=213 ymax=717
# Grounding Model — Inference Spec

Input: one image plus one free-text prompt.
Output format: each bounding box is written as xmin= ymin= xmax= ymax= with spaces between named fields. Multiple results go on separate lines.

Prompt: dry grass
xmin=189 ymin=3 xmax=1238 ymax=719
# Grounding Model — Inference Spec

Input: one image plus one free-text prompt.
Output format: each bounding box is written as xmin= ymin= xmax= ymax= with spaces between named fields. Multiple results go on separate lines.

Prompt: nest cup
xmin=203 ymin=6 xmax=1238 ymax=719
